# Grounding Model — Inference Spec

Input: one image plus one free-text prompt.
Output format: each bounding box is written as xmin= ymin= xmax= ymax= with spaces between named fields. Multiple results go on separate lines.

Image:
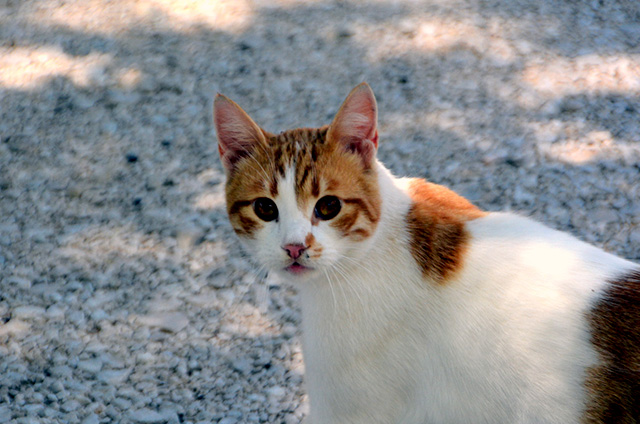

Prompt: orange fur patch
xmin=406 ymin=178 xmax=486 ymax=283
xmin=584 ymin=269 xmax=640 ymax=423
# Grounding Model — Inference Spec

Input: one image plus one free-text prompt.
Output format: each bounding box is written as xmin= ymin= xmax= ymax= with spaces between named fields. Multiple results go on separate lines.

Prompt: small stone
xmin=78 ymin=359 xmax=103 ymax=374
xmin=7 ymin=276 xmax=31 ymax=289
xmin=266 ymin=386 xmax=286 ymax=400
xmin=98 ymin=369 xmax=131 ymax=385
xmin=125 ymin=152 xmax=139 ymax=163
xmin=176 ymin=225 xmax=204 ymax=250
xmin=232 ymin=358 xmax=252 ymax=375
xmin=0 ymin=406 xmax=11 ymax=423
xmin=137 ymin=312 xmax=189 ymax=334
xmin=160 ymin=409 xmax=180 ymax=424
xmin=284 ymin=414 xmax=299 ymax=424
xmin=46 ymin=304 xmax=66 ymax=319
xmin=129 ymin=408 xmax=168 ymax=424
xmin=50 ymin=365 xmax=73 ymax=378
xmin=82 ymin=414 xmax=100 ymax=424
xmin=61 ymin=400 xmax=81 ymax=412
xmin=90 ymin=309 xmax=108 ymax=321
xmin=209 ymin=272 xmax=230 ymax=289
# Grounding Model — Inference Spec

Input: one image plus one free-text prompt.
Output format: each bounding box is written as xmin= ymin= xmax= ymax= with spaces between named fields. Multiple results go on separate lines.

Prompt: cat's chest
xmin=297 ymin=270 xmax=519 ymax=424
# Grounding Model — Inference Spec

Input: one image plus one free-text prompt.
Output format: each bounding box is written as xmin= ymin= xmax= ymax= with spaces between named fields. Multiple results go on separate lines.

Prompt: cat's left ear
xmin=327 ymin=82 xmax=378 ymax=167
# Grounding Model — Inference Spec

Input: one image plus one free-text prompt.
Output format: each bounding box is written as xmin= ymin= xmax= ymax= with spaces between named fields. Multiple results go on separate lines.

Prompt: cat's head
xmin=214 ymin=83 xmax=382 ymax=282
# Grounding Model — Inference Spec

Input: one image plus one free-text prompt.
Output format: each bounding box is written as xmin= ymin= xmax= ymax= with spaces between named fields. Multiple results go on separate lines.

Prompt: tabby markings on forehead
xmin=266 ymin=127 xmax=328 ymax=193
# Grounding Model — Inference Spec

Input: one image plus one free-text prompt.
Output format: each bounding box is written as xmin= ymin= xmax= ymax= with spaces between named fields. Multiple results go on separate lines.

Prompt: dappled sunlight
xmin=193 ymin=168 xmax=226 ymax=211
xmin=0 ymin=320 xmax=30 ymax=338
xmin=57 ymin=222 xmax=230 ymax=277
xmin=383 ymin=106 xmax=476 ymax=141
xmin=522 ymin=55 xmax=640 ymax=97
xmin=57 ymin=223 xmax=172 ymax=262
xmin=355 ymin=17 xmax=517 ymax=65
xmin=25 ymin=0 xmax=253 ymax=34
xmin=537 ymin=130 xmax=616 ymax=165
xmin=0 ymin=46 xmax=112 ymax=89
xmin=194 ymin=192 xmax=226 ymax=210
xmin=217 ymin=302 xmax=284 ymax=339
xmin=186 ymin=240 xmax=228 ymax=274
xmin=542 ymin=139 xmax=603 ymax=165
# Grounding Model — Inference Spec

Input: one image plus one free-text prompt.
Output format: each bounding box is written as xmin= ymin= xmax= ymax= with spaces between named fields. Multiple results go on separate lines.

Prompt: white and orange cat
xmin=213 ymin=83 xmax=640 ymax=424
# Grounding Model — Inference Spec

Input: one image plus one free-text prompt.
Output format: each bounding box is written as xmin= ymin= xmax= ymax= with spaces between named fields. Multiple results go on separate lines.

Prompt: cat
xmin=213 ymin=83 xmax=640 ymax=424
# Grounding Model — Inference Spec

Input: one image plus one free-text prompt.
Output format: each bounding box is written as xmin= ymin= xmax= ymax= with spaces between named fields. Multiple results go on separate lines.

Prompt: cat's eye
xmin=314 ymin=196 xmax=341 ymax=220
xmin=254 ymin=198 xmax=278 ymax=222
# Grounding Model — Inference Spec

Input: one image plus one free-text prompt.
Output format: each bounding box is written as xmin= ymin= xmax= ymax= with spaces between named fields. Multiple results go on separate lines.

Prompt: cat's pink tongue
xmin=286 ymin=263 xmax=310 ymax=275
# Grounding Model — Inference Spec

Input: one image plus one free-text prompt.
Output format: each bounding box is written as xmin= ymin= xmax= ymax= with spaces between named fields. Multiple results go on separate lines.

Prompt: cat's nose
xmin=283 ymin=243 xmax=307 ymax=260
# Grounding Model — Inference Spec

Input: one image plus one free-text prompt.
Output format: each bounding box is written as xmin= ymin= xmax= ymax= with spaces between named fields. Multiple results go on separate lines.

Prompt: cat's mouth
xmin=284 ymin=262 xmax=313 ymax=275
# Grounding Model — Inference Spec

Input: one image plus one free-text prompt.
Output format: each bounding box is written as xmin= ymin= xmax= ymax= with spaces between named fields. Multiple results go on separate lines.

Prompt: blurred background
xmin=1 ymin=0 xmax=639 ymax=423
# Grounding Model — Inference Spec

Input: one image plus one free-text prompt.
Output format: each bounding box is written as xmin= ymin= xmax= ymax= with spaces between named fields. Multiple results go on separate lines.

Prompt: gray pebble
xmin=129 ymin=409 xmax=168 ymax=424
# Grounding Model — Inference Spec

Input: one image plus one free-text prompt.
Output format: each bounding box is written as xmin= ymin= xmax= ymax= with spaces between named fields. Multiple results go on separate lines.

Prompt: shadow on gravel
xmin=1 ymin=0 xmax=640 ymax=421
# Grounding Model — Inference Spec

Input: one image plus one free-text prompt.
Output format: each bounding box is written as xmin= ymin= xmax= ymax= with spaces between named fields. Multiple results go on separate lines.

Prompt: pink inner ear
xmin=213 ymin=94 xmax=265 ymax=171
xmin=328 ymin=83 xmax=379 ymax=166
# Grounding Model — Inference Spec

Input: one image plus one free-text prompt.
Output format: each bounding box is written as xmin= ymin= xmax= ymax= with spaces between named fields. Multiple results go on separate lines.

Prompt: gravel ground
xmin=1 ymin=0 xmax=639 ymax=423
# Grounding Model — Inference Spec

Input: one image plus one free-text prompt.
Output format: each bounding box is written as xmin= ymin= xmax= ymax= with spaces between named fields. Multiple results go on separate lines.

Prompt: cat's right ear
xmin=213 ymin=94 xmax=267 ymax=172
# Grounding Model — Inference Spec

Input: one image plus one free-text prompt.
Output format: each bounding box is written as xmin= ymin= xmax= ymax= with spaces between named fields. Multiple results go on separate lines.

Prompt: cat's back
xmin=464 ymin=211 xmax=635 ymax=291
xmin=402 ymin=176 xmax=640 ymax=423
xmin=457 ymin=211 xmax=640 ymax=423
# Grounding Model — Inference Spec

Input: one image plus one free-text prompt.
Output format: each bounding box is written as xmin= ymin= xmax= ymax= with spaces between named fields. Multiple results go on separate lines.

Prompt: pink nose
xmin=283 ymin=244 xmax=307 ymax=260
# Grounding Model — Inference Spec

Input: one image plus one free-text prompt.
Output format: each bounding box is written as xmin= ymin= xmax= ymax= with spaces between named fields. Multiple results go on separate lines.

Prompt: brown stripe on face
xmin=228 ymin=200 xmax=252 ymax=215
xmin=269 ymin=174 xmax=279 ymax=197
xmin=230 ymin=212 xmax=262 ymax=238
xmin=406 ymin=178 xmax=486 ymax=283
xmin=311 ymin=172 xmax=320 ymax=198
xmin=347 ymin=227 xmax=370 ymax=240
xmin=343 ymin=197 xmax=380 ymax=224
xmin=297 ymin=164 xmax=311 ymax=194
xmin=584 ymin=269 xmax=640 ymax=423
xmin=332 ymin=207 xmax=360 ymax=237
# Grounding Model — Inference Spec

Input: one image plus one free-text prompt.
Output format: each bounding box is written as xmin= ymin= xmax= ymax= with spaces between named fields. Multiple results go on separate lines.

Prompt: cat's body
xmin=214 ymin=83 xmax=640 ymax=423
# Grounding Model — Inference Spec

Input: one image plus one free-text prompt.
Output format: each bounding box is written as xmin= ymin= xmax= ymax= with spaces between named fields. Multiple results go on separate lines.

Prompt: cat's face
xmin=214 ymin=83 xmax=382 ymax=282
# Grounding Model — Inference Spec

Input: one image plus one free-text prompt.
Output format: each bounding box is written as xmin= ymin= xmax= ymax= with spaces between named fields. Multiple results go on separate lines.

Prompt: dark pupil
xmin=254 ymin=198 xmax=278 ymax=222
xmin=315 ymin=196 xmax=341 ymax=220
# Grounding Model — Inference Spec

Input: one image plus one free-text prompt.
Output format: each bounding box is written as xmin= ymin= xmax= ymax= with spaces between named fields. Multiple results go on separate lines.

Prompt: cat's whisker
xmin=326 ymin=265 xmax=355 ymax=321
xmin=244 ymin=149 xmax=272 ymax=183
xmin=322 ymin=268 xmax=339 ymax=319
xmin=329 ymin=261 xmax=369 ymax=319
xmin=253 ymin=140 xmax=278 ymax=178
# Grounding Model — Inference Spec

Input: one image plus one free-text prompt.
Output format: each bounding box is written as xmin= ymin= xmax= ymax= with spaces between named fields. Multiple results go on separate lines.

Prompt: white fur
xmin=245 ymin=161 xmax=637 ymax=424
